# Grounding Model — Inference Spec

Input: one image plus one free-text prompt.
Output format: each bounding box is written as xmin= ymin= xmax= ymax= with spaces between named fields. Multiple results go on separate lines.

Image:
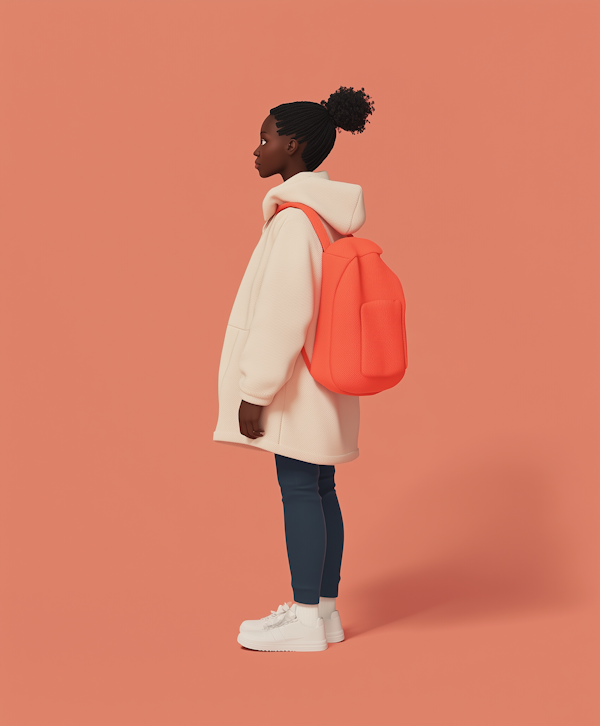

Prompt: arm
xmin=238 ymin=209 xmax=318 ymax=408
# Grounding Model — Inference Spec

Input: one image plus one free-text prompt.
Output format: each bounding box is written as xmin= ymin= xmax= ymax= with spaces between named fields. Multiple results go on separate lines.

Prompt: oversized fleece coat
xmin=212 ymin=170 xmax=366 ymax=465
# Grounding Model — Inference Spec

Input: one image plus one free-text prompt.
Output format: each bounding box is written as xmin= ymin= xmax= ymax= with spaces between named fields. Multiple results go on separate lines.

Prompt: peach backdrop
xmin=1 ymin=1 xmax=599 ymax=725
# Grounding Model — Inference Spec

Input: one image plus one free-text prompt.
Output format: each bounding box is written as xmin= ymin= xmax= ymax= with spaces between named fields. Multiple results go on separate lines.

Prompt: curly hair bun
xmin=320 ymin=86 xmax=375 ymax=134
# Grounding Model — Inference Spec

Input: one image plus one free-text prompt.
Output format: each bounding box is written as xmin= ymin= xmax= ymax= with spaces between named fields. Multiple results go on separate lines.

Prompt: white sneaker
xmin=239 ymin=602 xmax=345 ymax=644
xmin=237 ymin=602 xmax=328 ymax=652
xmin=323 ymin=610 xmax=345 ymax=643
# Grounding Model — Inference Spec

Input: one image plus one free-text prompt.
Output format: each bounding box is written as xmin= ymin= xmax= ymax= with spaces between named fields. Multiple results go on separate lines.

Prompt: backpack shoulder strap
xmin=274 ymin=202 xmax=331 ymax=252
xmin=274 ymin=202 xmax=331 ymax=373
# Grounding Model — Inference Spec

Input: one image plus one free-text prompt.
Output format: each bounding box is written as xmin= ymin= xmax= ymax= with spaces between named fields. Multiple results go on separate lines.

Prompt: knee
xmin=279 ymin=477 xmax=320 ymax=500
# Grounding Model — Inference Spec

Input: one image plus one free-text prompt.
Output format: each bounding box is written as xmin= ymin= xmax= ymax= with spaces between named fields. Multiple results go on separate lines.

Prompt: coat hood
xmin=262 ymin=170 xmax=366 ymax=236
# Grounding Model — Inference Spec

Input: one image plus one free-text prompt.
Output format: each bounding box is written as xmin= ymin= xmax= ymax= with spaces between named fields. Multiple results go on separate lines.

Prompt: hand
xmin=239 ymin=400 xmax=265 ymax=439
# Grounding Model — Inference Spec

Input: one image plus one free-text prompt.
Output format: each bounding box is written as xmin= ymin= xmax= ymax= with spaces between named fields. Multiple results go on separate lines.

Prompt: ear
xmin=286 ymin=138 xmax=300 ymax=155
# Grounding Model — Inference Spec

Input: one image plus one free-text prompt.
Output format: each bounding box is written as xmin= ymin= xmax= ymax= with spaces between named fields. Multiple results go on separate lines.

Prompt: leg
xmin=318 ymin=464 xmax=344 ymax=598
xmin=274 ymin=454 xmax=326 ymax=605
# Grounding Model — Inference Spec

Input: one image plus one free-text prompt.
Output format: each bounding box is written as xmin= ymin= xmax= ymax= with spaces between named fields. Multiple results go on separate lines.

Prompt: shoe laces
xmin=260 ymin=602 xmax=298 ymax=629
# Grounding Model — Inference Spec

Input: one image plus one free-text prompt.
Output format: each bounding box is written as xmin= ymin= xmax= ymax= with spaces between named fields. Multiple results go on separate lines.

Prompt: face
xmin=253 ymin=114 xmax=309 ymax=181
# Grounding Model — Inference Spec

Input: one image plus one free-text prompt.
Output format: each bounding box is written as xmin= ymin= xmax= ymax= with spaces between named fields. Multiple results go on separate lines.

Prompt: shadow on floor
xmin=342 ymin=456 xmax=589 ymax=636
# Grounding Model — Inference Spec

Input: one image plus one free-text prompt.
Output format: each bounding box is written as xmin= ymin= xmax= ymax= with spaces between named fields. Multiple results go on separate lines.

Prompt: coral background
xmin=1 ymin=1 xmax=599 ymax=725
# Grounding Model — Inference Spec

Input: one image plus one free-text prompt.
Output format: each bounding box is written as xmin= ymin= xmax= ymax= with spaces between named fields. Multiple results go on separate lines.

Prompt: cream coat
xmin=212 ymin=170 xmax=366 ymax=465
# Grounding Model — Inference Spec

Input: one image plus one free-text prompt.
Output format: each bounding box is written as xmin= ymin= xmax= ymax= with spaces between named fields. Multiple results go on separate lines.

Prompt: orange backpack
xmin=274 ymin=202 xmax=408 ymax=396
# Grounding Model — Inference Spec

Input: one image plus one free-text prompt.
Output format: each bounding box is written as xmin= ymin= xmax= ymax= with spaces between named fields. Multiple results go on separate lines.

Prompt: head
xmin=254 ymin=86 xmax=375 ymax=182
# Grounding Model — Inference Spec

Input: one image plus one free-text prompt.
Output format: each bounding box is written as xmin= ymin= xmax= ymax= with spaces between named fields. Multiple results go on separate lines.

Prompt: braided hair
xmin=269 ymin=86 xmax=375 ymax=172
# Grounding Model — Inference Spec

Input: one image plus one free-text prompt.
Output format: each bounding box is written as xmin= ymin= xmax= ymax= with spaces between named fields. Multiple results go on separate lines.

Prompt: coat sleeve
xmin=238 ymin=210 xmax=319 ymax=406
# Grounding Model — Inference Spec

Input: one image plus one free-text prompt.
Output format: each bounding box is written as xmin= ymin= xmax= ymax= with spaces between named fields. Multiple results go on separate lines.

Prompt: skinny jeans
xmin=274 ymin=453 xmax=344 ymax=605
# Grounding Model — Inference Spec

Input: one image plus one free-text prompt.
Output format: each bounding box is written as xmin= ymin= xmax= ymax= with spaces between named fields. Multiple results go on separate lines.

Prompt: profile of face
xmin=253 ymin=114 xmax=309 ymax=181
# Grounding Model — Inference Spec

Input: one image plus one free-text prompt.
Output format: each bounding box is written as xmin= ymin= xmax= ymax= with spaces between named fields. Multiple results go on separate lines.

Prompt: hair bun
xmin=321 ymin=86 xmax=375 ymax=134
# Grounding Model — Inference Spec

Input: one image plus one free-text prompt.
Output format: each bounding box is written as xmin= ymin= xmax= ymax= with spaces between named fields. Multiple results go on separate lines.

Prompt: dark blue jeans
xmin=274 ymin=454 xmax=344 ymax=605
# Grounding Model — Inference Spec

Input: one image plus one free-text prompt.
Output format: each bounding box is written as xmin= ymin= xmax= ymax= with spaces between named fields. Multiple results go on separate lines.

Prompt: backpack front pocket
xmin=360 ymin=299 xmax=406 ymax=378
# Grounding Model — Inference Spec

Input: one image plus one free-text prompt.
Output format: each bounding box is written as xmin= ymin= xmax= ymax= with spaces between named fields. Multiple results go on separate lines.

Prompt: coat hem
xmin=212 ymin=430 xmax=359 ymax=465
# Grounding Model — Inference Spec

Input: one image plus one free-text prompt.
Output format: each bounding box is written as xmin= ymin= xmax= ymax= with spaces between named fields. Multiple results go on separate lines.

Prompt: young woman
xmin=213 ymin=86 xmax=375 ymax=652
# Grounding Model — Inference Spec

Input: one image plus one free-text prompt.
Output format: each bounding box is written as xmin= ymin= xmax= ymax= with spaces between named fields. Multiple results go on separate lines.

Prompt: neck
xmin=281 ymin=167 xmax=310 ymax=182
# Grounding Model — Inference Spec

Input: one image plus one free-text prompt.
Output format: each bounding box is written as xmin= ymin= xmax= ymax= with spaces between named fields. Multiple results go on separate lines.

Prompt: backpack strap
xmin=274 ymin=202 xmax=332 ymax=252
xmin=274 ymin=202 xmax=332 ymax=373
xmin=273 ymin=201 xmax=356 ymax=374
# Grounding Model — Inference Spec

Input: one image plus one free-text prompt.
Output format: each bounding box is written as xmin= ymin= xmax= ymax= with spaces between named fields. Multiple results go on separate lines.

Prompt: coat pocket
xmin=218 ymin=326 xmax=241 ymax=391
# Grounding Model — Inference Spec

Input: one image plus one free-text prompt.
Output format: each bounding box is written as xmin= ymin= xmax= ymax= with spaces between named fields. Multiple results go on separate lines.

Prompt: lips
xmin=255 ymin=161 xmax=260 ymax=167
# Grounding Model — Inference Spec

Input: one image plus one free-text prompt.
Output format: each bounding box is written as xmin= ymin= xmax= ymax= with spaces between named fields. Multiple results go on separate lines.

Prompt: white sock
xmin=295 ymin=603 xmax=319 ymax=627
xmin=318 ymin=596 xmax=337 ymax=619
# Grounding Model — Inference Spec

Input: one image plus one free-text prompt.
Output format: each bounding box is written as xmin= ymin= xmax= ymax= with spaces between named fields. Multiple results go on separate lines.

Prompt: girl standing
xmin=213 ymin=86 xmax=375 ymax=651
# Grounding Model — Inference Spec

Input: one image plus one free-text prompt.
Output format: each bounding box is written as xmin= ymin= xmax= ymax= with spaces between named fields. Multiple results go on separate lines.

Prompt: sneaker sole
xmin=238 ymin=617 xmax=345 ymax=643
xmin=326 ymin=629 xmax=345 ymax=643
xmin=237 ymin=632 xmax=328 ymax=652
